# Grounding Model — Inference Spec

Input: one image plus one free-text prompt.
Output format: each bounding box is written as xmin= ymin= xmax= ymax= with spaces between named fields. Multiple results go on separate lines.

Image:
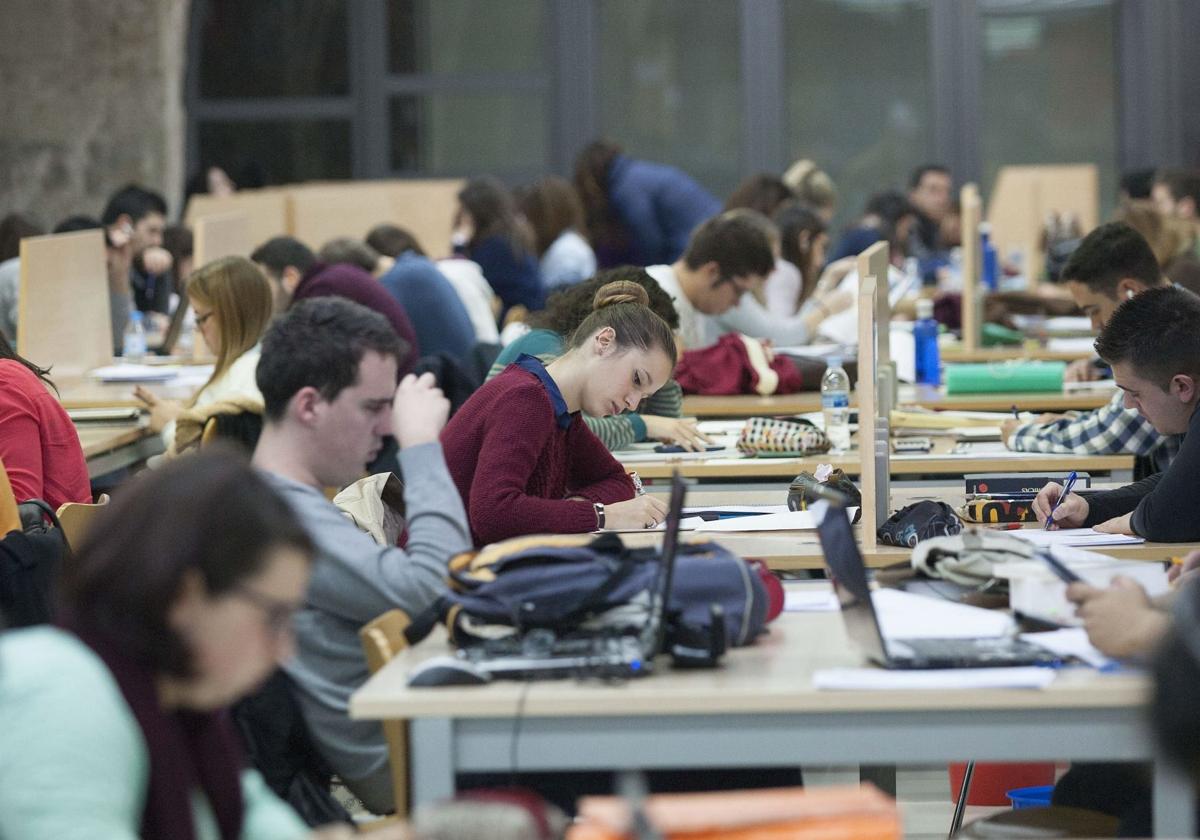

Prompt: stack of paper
xmin=872 ymin=589 xmax=1015 ymax=640
xmin=1011 ymin=529 xmax=1144 ymax=548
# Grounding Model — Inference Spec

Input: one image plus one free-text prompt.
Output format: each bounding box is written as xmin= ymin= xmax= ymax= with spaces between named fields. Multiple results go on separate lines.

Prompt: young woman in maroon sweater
xmin=441 ymin=280 xmax=676 ymax=546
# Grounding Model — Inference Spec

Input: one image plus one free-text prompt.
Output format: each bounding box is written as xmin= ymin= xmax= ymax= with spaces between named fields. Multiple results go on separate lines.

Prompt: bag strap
xmin=403 ymin=594 xmax=453 ymax=646
xmin=17 ymin=499 xmax=70 ymax=555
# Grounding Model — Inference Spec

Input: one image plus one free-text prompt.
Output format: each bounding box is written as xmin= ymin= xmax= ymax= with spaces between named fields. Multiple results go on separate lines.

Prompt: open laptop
xmin=814 ymin=501 xmax=1058 ymax=670
xmin=460 ymin=471 xmax=687 ymax=680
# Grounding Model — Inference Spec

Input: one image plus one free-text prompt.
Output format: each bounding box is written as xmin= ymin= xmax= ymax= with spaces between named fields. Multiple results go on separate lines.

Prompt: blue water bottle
xmin=980 ymin=222 xmax=999 ymax=291
xmin=913 ymin=298 xmax=940 ymax=385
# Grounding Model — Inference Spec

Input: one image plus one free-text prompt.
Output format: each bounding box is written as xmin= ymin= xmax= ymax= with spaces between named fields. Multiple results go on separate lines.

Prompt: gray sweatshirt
xmin=262 ymin=442 xmax=471 ymax=786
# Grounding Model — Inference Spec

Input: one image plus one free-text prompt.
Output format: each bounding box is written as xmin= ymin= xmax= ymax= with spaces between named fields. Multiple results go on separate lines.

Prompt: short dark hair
xmin=909 ymin=164 xmax=950 ymax=191
xmin=1094 ymin=285 xmax=1200 ymax=389
xmin=1154 ymin=168 xmax=1200 ymax=206
xmin=366 ymin=224 xmax=426 ymax=258
xmin=0 ymin=213 xmax=43 ymax=263
xmin=100 ymin=184 xmax=168 ymax=226
xmin=52 ymin=215 xmax=102 ymax=234
xmin=318 ymin=237 xmax=381 ymax=273
xmin=257 ymin=296 xmax=405 ymax=421
xmin=1060 ymin=222 xmax=1162 ymax=295
xmin=60 ymin=447 xmax=313 ymax=677
xmin=1120 ymin=168 xmax=1155 ymax=200
xmin=251 ymin=236 xmax=317 ymax=277
xmin=681 ymin=210 xmax=775 ymax=279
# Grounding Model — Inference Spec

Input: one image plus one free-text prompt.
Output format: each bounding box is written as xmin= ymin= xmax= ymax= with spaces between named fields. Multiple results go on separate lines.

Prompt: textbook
xmin=965 ymin=472 xmax=1091 ymax=496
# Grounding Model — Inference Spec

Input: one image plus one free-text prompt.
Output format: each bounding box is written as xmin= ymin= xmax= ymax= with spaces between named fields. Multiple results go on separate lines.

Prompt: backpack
xmin=404 ymin=533 xmax=769 ymax=656
xmin=0 ymin=500 xmax=68 ymax=628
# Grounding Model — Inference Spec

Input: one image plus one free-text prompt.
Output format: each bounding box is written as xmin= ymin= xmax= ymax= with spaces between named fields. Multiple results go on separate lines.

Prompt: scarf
xmin=61 ymin=616 xmax=245 ymax=840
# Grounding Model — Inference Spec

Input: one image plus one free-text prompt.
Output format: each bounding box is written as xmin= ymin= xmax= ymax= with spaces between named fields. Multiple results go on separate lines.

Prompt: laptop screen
xmin=647 ymin=471 xmax=686 ymax=657
xmin=814 ymin=502 xmax=889 ymax=664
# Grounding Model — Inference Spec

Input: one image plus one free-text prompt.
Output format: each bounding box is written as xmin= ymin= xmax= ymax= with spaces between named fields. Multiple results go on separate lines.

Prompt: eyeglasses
xmin=233 ymin=585 xmax=303 ymax=636
xmin=194 ymin=310 xmax=214 ymax=328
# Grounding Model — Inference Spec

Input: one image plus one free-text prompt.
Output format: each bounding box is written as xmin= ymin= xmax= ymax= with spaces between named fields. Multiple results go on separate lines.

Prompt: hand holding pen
xmin=1033 ymin=470 xmax=1088 ymax=530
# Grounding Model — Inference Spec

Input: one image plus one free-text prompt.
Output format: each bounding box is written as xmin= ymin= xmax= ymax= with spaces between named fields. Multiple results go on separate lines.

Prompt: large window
xmin=979 ymin=0 xmax=1119 ymax=218
xmin=784 ymin=0 xmax=932 ymax=228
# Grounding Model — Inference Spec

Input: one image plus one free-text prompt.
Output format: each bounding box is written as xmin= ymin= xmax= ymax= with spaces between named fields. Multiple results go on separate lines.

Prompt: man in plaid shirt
xmin=1003 ymin=222 xmax=1179 ymax=469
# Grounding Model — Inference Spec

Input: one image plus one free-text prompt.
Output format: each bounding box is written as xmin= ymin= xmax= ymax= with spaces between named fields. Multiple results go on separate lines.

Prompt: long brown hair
xmin=187 ymin=256 xmax=274 ymax=402
xmin=519 ymin=176 xmax=587 ymax=257
xmin=0 ymin=331 xmax=56 ymax=394
xmin=566 ymin=279 xmax=677 ymax=366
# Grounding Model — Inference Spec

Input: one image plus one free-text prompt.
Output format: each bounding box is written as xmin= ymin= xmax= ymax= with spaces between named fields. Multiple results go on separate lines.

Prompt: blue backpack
xmin=403 ymin=533 xmax=768 ymax=655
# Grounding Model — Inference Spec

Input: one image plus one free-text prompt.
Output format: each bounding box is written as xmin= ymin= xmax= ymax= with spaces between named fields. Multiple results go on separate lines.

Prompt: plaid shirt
xmin=1009 ymin=390 xmax=1182 ymax=469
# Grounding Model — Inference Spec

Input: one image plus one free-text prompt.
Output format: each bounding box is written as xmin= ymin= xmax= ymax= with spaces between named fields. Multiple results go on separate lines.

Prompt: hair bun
xmin=592 ymin=279 xmax=649 ymax=310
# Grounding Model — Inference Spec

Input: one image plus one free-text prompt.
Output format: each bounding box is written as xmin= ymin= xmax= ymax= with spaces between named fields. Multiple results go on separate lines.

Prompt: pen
xmin=1011 ymin=404 xmax=1020 ymax=419
xmin=987 ymin=523 xmax=1023 ymax=530
xmin=1043 ymin=470 xmax=1078 ymax=531
xmin=629 ymin=471 xmax=645 ymax=496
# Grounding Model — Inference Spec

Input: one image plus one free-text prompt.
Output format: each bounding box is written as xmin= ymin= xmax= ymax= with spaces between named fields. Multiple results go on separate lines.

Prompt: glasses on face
xmin=233 ymin=585 xmax=303 ymax=636
xmin=194 ymin=310 xmax=214 ymax=328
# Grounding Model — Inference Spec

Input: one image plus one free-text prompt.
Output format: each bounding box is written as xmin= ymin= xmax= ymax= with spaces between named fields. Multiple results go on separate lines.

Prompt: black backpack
xmin=0 ymin=500 xmax=68 ymax=628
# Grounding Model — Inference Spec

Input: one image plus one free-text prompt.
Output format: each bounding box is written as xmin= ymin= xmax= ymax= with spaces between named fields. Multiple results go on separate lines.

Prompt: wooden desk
xmin=681 ymin=385 xmax=1112 ymax=418
xmin=75 ymin=422 xmax=163 ymax=477
xmin=350 ymin=610 xmax=1193 ymax=836
xmin=56 ymin=374 xmax=198 ymax=410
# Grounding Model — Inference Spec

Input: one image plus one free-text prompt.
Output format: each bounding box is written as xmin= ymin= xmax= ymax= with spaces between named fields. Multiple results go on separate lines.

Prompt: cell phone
xmin=893 ymin=437 xmax=933 ymax=453
xmin=654 ymin=444 xmax=725 ymax=453
xmin=1036 ymin=548 xmax=1083 ymax=584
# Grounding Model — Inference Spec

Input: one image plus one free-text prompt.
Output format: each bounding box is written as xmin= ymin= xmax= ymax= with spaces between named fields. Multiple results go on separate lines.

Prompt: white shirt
xmin=436 ymin=257 xmax=500 ymax=344
xmin=645 ymin=264 xmax=708 ymax=350
xmin=161 ymin=346 xmax=262 ymax=449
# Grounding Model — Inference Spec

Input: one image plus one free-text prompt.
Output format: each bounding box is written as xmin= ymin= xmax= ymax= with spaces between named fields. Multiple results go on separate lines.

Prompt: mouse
xmin=406 ymin=655 xmax=492 ymax=687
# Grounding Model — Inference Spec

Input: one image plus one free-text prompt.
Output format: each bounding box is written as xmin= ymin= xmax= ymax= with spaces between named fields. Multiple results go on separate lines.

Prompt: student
xmin=1151 ymin=168 xmax=1200 ymax=260
xmin=317 ymin=236 xmax=387 ymax=276
xmin=1033 ymin=285 xmax=1200 ymax=542
xmin=518 ymin=175 xmax=597 ymax=290
xmin=251 ymin=297 xmax=470 ymax=814
xmin=906 ymin=163 xmax=953 ymax=262
xmin=453 ymin=176 xmax=545 ymax=320
xmin=252 ymin=236 xmax=420 ymax=373
xmin=826 ymin=190 xmax=917 ymax=265
xmin=781 ymin=159 xmax=837 ymax=223
xmin=372 ymin=226 xmax=477 ymax=364
xmin=101 ymin=184 xmax=174 ymax=316
xmin=134 ymin=256 xmax=273 ymax=455
xmin=0 ymin=213 xmax=42 ymax=343
xmin=441 ymin=280 xmax=672 ymax=546
xmin=724 ymin=173 xmax=794 ymax=218
xmin=763 ymin=203 xmax=829 ymax=316
xmin=0 ymin=450 xmax=349 ymax=839
xmin=489 ymin=267 xmax=708 ymax=452
xmin=1003 ymin=223 xmax=1177 ymax=471
xmin=0 ymin=333 xmax=90 ymax=509
xmin=641 ymin=210 xmax=775 ymax=350
xmin=574 ymin=139 xmax=722 ymax=269
xmin=368 ymin=223 xmax=500 ymax=346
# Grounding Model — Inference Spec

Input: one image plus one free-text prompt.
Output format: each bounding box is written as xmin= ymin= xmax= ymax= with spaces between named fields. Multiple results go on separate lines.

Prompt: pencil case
xmin=943 ymin=361 xmax=1065 ymax=394
xmin=959 ymin=499 xmax=1037 ymax=524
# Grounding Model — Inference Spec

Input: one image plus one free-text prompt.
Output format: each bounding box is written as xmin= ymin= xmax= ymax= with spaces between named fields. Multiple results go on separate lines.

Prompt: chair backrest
xmin=0 ymin=460 xmax=20 ymax=535
xmin=359 ymin=609 xmax=412 ymax=817
xmin=55 ymin=494 xmax=110 ymax=548
xmin=201 ymin=410 xmax=264 ymax=452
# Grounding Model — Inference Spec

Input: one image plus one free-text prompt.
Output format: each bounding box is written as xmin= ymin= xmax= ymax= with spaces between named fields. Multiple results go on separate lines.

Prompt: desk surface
xmin=939 ymin=345 xmax=1092 ymax=363
xmin=351 ymin=611 xmax=1145 ymax=720
xmin=75 ymin=420 xmax=163 ymax=477
xmin=681 ymin=384 xmax=1113 ymax=418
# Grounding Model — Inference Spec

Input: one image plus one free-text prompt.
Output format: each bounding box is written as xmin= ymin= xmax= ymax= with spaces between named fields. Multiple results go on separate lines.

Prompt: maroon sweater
xmin=292 ymin=262 xmax=420 ymax=373
xmin=440 ymin=364 xmax=636 ymax=546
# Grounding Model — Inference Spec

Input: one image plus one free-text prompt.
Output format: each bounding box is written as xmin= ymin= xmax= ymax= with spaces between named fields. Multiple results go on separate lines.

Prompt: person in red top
xmin=442 ymin=280 xmax=675 ymax=546
xmin=0 ymin=334 xmax=91 ymax=509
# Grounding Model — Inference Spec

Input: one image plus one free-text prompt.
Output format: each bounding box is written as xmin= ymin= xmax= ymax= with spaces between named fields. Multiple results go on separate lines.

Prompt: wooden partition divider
xmin=960 ymin=184 xmax=983 ymax=353
xmin=183 ymin=189 xmax=290 ymax=251
xmin=18 ymin=229 xmax=111 ymax=375
xmin=193 ymin=211 xmax=253 ymax=267
xmin=856 ymin=273 xmax=881 ymax=552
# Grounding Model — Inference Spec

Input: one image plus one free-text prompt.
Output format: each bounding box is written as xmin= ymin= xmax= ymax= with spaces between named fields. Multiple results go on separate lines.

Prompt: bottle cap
xmin=916 ymin=298 xmax=934 ymax=319
xmin=827 ymin=355 xmax=842 ymax=368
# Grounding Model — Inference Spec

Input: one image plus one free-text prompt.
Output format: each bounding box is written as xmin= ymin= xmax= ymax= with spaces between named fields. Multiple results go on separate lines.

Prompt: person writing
xmin=441 ymin=280 xmax=674 ymax=546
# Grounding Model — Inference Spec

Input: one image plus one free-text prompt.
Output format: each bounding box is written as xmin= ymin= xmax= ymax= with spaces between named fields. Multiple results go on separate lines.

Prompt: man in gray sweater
xmin=251 ymin=297 xmax=471 ymax=814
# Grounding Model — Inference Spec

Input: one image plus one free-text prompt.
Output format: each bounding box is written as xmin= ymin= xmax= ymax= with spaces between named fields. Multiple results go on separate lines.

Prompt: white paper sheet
xmin=88 ymin=364 xmax=181 ymax=382
xmin=683 ymin=505 xmax=791 ymax=516
xmin=1047 ymin=337 xmax=1098 ymax=353
xmin=615 ymin=448 xmax=740 ymax=464
xmin=813 ymin=666 xmax=1057 ymax=691
xmin=873 ymin=589 xmax=1016 ymax=640
xmin=1020 ymin=628 xmax=1113 ymax=669
xmin=1011 ymin=528 xmax=1144 ymax=548
xmin=692 ymin=507 xmax=859 ymax=533
xmin=784 ymin=587 xmax=840 ymax=612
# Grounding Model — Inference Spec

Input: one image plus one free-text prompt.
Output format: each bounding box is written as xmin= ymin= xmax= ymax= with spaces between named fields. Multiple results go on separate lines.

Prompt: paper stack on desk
xmin=1011 ymin=528 xmax=1144 ymax=547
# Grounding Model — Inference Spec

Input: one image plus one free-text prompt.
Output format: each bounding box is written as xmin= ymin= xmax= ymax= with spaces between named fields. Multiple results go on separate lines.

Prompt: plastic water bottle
xmin=122 ymin=310 xmax=147 ymax=361
xmin=913 ymin=298 xmax=940 ymax=386
xmin=980 ymin=222 xmax=999 ymax=291
xmin=821 ymin=356 xmax=852 ymax=451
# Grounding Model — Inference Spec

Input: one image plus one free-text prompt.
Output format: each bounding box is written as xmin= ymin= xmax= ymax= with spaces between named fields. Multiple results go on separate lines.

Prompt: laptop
xmin=460 ymin=471 xmax=687 ymax=680
xmin=814 ymin=501 xmax=1058 ymax=670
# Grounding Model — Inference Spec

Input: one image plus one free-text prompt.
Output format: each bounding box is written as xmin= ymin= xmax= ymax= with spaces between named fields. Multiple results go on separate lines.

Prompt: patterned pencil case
xmin=738 ymin=417 xmax=831 ymax=457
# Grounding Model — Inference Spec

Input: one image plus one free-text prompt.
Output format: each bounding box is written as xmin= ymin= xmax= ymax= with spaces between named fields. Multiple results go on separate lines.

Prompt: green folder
xmin=944 ymin=361 xmax=1065 ymax=394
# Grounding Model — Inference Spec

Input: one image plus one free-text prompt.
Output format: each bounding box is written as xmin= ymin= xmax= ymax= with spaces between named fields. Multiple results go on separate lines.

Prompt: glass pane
xmin=597 ymin=0 xmax=743 ymax=198
xmin=784 ymin=0 xmax=932 ymax=230
xmin=195 ymin=0 xmax=349 ymax=98
xmin=389 ymin=93 xmax=548 ymax=173
xmin=197 ymin=121 xmax=352 ymax=184
xmin=980 ymin=0 xmax=1118 ymax=220
xmin=387 ymin=0 xmax=546 ymax=75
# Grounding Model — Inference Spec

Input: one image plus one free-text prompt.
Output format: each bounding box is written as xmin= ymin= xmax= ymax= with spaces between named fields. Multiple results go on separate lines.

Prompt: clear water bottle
xmin=821 ymin=356 xmax=852 ymax=451
xmin=913 ymin=298 xmax=941 ymax=386
xmin=122 ymin=310 xmax=147 ymax=361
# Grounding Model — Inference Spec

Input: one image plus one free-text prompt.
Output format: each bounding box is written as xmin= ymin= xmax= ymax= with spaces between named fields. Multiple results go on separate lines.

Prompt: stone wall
xmin=0 ymin=0 xmax=189 ymax=229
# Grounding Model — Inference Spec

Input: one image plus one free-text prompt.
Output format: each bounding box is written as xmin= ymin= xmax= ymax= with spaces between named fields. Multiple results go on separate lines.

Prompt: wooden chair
xmin=0 ymin=460 xmax=20 ymax=535
xmin=359 ymin=609 xmax=413 ymax=819
xmin=55 ymin=494 xmax=110 ymax=548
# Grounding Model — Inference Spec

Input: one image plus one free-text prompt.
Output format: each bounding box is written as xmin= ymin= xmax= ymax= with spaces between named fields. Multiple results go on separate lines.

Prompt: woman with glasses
xmin=135 ymin=256 xmax=273 ymax=456
xmin=0 ymin=449 xmax=374 ymax=839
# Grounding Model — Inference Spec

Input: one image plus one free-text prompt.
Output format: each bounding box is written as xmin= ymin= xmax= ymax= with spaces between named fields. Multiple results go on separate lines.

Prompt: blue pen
xmin=1044 ymin=470 xmax=1078 ymax=530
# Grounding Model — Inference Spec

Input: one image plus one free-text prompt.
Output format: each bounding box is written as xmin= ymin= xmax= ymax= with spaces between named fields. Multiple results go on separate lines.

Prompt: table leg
xmin=410 ymin=718 xmax=455 ymax=806
xmin=1153 ymin=759 xmax=1195 ymax=837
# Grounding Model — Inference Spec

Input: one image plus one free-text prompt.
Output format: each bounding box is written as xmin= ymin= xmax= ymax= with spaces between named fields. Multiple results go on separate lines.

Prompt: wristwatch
xmin=593 ymin=502 xmax=605 ymax=529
